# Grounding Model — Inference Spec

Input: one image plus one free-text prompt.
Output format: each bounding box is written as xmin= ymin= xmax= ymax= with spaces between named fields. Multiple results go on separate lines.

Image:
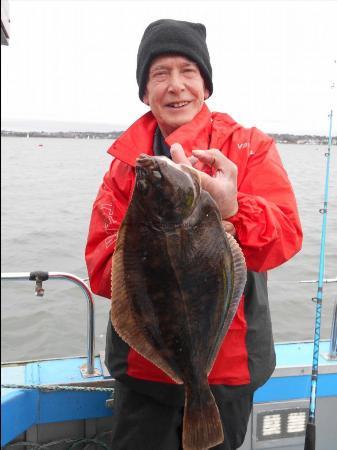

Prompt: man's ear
xmin=143 ymin=90 xmax=149 ymax=105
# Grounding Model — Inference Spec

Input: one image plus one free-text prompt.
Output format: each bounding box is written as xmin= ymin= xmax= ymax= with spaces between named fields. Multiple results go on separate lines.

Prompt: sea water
xmin=1 ymin=137 xmax=336 ymax=362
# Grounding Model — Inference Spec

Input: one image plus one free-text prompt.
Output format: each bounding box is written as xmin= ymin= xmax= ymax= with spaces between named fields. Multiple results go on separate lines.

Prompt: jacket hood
xmin=107 ymin=104 xmax=242 ymax=167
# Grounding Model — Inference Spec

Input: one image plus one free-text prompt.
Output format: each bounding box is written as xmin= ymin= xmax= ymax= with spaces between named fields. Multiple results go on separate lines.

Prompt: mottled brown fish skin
xmin=111 ymin=154 xmax=246 ymax=450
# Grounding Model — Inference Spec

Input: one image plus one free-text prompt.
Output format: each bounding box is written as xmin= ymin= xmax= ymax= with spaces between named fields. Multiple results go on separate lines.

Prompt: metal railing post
xmin=1 ymin=272 xmax=101 ymax=377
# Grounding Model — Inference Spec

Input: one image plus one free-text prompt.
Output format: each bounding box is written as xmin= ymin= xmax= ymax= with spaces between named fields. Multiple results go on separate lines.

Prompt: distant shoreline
xmin=1 ymin=130 xmax=335 ymax=145
xmin=1 ymin=130 xmax=123 ymax=140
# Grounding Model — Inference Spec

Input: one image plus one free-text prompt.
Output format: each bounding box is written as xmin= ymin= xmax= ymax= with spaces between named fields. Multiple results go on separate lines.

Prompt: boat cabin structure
xmin=1 ymin=0 xmax=10 ymax=46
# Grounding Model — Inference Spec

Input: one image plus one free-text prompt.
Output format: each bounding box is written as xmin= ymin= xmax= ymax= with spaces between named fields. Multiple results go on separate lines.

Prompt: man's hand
xmin=170 ymin=143 xmax=238 ymax=219
xmin=222 ymin=220 xmax=236 ymax=236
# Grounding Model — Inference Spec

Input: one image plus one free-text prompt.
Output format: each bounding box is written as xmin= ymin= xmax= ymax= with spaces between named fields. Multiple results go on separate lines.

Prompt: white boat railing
xmin=2 ymin=273 xmax=336 ymax=371
xmin=299 ymin=278 xmax=337 ymax=360
xmin=1 ymin=271 xmax=101 ymax=377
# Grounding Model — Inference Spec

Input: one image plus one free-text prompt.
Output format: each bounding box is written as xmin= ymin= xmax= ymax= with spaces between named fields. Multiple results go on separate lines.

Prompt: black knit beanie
xmin=137 ymin=19 xmax=213 ymax=101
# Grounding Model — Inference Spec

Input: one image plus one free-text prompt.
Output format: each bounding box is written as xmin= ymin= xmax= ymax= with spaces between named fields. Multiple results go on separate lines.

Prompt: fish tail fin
xmin=183 ymin=381 xmax=224 ymax=450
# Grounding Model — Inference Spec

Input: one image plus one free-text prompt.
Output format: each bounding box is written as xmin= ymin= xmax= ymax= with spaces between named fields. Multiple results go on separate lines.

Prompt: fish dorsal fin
xmin=226 ymin=233 xmax=247 ymax=303
xmin=205 ymin=232 xmax=247 ymax=375
xmin=223 ymin=232 xmax=247 ymax=328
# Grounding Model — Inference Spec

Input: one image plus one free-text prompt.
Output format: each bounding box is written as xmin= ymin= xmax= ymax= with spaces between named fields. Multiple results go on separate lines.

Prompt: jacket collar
xmin=107 ymin=103 xmax=240 ymax=167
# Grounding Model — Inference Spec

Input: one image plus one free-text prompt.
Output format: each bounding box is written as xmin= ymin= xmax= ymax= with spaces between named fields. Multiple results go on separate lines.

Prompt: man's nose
xmin=167 ymin=72 xmax=185 ymax=93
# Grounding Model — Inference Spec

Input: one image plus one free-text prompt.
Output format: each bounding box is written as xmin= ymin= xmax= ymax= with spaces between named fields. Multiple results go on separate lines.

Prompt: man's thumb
xmin=170 ymin=143 xmax=191 ymax=165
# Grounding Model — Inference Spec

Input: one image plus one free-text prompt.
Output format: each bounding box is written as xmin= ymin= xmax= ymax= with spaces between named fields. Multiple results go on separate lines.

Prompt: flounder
xmin=111 ymin=154 xmax=247 ymax=450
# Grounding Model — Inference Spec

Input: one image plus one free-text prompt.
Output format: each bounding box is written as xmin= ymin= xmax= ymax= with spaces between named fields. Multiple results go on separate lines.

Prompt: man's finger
xmin=170 ymin=143 xmax=191 ymax=166
xmin=192 ymin=149 xmax=233 ymax=171
xmin=188 ymin=155 xmax=198 ymax=165
xmin=222 ymin=220 xmax=236 ymax=236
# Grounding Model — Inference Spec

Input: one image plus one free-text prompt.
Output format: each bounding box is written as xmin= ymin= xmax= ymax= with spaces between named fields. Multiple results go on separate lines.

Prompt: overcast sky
xmin=1 ymin=0 xmax=337 ymax=134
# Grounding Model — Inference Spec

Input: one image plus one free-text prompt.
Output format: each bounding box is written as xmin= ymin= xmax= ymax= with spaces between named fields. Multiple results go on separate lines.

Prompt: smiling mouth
xmin=166 ymin=101 xmax=190 ymax=109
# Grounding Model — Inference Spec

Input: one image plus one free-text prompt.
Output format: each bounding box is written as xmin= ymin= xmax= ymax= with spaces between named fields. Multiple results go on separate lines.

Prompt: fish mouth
xmin=135 ymin=155 xmax=164 ymax=196
xmin=136 ymin=153 xmax=155 ymax=174
xmin=135 ymin=154 xmax=162 ymax=180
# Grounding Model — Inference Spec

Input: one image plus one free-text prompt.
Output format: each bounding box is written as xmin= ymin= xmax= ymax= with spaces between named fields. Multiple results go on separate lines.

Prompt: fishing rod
xmin=304 ymin=109 xmax=333 ymax=450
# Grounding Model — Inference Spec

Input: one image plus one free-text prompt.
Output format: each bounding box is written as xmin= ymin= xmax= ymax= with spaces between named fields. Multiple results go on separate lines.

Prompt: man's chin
xmin=166 ymin=113 xmax=194 ymax=129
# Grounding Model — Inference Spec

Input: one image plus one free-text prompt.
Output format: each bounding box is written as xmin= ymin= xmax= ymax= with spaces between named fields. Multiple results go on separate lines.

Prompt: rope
xmin=5 ymin=432 xmax=112 ymax=449
xmin=2 ymin=386 xmax=114 ymax=448
xmin=1 ymin=383 xmax=114 ymax=393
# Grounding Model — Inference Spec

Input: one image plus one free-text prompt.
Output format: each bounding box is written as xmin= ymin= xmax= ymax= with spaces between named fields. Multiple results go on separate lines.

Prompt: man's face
xmin=143 ymin=55 xmax=209 ymax=138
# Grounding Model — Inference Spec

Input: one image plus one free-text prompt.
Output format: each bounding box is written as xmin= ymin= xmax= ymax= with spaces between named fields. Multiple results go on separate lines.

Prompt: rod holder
xmin=35 ymin=280 xmax=45 ymax=297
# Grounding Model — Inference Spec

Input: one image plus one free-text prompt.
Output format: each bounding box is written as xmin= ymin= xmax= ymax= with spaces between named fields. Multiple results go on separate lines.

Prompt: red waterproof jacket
xmin=85 ymin=104 xmax=302 ymax=388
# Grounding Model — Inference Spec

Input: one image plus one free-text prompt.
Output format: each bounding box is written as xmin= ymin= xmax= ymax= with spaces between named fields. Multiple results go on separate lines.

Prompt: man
xmin=85 ymin=19 xmax=302 ymax=450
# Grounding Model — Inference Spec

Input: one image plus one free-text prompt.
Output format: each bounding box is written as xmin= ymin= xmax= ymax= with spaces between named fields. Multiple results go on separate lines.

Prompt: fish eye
xmin=152 ymin=170 xmax=162 ymax=180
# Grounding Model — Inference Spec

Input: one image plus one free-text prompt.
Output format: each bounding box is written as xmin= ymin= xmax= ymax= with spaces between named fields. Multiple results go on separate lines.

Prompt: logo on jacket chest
xmin=237 ymin=142 xmax=249 ymax=150
xmin=237 ymin=142 xmax=255 ymax=156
